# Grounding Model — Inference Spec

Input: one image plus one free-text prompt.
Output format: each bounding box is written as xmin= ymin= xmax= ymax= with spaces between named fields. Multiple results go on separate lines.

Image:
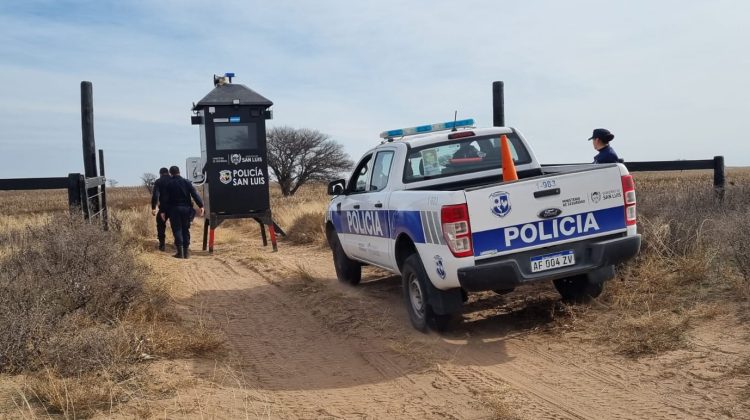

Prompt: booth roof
xmin=195 ymin=83 xmax=273 ymax=108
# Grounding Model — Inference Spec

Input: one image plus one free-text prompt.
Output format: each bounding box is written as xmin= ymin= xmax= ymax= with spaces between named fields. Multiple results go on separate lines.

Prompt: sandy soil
xmin=2 ymin=229 xmax=747 ymax=419
xmin=105 ymin=232 xmax=750 ymax=420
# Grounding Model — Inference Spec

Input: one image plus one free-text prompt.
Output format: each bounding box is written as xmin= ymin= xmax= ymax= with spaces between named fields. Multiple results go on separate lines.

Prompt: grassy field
xmin=1 ymin=168 xmax=749 ymax=417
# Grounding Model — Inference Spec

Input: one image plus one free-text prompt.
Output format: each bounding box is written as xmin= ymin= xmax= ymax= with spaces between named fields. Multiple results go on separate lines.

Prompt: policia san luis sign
xmin=191 ymin=73 xmax=281 ymax=252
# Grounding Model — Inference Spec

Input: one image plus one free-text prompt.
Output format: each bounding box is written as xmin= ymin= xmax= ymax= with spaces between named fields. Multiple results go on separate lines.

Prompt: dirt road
xmin=144 ymin=243 xmax=747 ymax=419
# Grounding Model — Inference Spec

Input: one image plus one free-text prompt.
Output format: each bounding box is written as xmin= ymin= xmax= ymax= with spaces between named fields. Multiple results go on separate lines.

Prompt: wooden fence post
xmin=78 ymin=174 xmax=89 ymax=219
xmin=714 ymin=155 xmax=725 ymax=202
xmin=67 ymin=173 xmax=82 ymax=212
xmin=98 ymin=149 xmax=109 ymax=230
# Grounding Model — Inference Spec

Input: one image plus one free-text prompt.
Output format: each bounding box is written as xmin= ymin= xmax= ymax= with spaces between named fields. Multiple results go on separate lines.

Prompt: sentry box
xmin=190 ymin=73 xmax=283 ymax=252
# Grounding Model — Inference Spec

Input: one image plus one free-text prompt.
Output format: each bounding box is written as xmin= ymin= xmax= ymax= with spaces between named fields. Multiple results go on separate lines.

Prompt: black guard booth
xmin=192 ymin=76 xmax=281 ymax=252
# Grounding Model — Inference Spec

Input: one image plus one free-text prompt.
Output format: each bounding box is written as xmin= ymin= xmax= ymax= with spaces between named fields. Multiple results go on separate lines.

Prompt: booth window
xmin=215 ymin=123 xmax=258 ymax=150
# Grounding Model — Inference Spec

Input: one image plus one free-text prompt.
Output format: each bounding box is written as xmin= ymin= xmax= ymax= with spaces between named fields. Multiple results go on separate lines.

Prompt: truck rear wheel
xmin=402 ymin=254 xmax=452 ymax=332
xmin=330 ymin=233 xmax=361 ymax=285
xmin=553 ymin=274 xmax=603 ymax=302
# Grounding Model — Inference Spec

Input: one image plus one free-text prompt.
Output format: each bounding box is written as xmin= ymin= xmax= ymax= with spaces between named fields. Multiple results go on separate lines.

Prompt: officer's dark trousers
xmin=169 ymin=206 xmax=192 ymax=248
xmin=156 ymin=212 xmax=167 ymax=244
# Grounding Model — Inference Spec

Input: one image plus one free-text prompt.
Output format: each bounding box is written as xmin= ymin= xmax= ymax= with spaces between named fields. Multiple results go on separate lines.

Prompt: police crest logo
xmin=434 ymin=255 xmax=446 ymax=279
xmin=230 ymin=154 xmax=242 ymax=165
xmin=219 ymin=170 xmax=232 ymax=185
xmin=591 ymin=191 xmax=601 ymax=204
xmin=490 ymin=191 xmax=511 ymax=217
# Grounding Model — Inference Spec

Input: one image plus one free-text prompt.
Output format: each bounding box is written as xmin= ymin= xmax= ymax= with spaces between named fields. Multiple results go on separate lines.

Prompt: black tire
xmin=401 ymin=254 xmax=452 ymax=332
xmin=330 ymin=233 xmax=361 ymax=285
xmin=553 ymin=274 xmax=604 ymax=303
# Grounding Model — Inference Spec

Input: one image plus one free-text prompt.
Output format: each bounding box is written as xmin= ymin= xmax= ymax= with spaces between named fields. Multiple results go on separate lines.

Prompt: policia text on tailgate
xmin=325 ymin=119 xmax=641 ymax=332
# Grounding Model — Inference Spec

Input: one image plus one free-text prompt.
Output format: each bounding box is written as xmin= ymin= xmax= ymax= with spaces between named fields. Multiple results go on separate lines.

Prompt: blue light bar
xmin=224 ymin=72 xmax=235 ymax=78
xmin=379 ymin=118 xmax=475 ymax=139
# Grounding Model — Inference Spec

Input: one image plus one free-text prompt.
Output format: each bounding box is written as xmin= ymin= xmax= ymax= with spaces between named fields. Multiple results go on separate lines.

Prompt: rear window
xmin=403 ymin=133 xmax=532 ymax=183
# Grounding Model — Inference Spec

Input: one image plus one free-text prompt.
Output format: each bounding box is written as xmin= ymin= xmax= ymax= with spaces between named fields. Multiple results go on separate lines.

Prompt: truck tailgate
xmin=466 ymin=165 xmax=628 ymax=259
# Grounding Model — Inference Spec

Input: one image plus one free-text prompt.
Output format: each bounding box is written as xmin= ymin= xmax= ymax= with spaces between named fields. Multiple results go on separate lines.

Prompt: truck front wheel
xmin=402 ymin=254 xmax=452 ymax=332
xmin=553 ymin=274 xmax=603 ymax=302
xmin=330 ymin=233 xmax=361 ymax=285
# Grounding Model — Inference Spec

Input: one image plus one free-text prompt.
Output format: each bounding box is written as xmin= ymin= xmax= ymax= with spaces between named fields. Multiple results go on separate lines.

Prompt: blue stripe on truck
xmin=472 ymin=206 xmax=627 ymax=256
xmin=329 ymin=209 xmax=426 ymax=243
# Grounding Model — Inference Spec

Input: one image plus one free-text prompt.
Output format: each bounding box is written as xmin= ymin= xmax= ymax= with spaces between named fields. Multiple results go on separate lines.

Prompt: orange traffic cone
xmin=500 ymin=134 xmax=518 ymax=182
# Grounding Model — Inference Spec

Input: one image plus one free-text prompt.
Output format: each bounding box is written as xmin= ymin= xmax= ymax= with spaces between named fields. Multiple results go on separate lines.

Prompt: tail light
xmin=441 ymin=204 xmax=473 ymax=257
xmin=621 ymin=175 xmax=637 ymax=226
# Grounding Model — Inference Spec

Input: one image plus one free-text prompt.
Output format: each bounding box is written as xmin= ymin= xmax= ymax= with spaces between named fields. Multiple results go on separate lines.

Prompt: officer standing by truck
xmin=150 ymin=167 xmax=171 ymax=251
xmin=588 ymin=128 xmax=621 ymax=163
xmin=164 ymin=165 xmax=205 ymax=259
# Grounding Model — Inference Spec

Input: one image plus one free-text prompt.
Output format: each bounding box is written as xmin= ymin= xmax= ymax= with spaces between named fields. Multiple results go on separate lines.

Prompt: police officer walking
xmin=588 ymin=128 xmax=621 ymax=163
xmin=164 ymin=165 xmax=205 ymax=259
xmin=150 ymin=167 xmax=171 ymax=251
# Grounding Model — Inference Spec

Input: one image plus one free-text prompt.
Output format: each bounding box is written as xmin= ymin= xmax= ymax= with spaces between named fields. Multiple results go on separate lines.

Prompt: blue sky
xmin=0 ymin=0 xmax=748 ymax=185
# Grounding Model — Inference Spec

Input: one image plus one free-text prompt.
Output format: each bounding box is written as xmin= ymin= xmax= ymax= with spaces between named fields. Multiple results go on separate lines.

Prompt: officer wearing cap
xmin=164 ymin=165 xmax=205 ymax=259
xmin=150 ymin=167 xmax=171 ymax=251
xmin=588 ymin=128 xmax=620 ymax=164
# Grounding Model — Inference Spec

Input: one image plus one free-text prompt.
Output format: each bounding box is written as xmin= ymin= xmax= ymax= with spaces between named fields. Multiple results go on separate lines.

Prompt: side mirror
xmin=327 ymin=179 xmax=346 ymax=196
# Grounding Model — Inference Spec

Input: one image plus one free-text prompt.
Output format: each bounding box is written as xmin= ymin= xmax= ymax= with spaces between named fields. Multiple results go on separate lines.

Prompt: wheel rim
xmin=408 ymin=273 xmax=425 ymax=319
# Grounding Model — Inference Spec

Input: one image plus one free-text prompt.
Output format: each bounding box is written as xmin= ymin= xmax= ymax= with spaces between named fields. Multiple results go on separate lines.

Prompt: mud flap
xmin=586 ymin=264 xmax=615 ymax=285
xmin=424 ymin=280 xmax=464 ymax=315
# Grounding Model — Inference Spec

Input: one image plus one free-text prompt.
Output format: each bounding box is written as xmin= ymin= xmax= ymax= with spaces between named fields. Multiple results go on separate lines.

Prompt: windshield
xmin=403 ymin=133 xmax=532 ymax=183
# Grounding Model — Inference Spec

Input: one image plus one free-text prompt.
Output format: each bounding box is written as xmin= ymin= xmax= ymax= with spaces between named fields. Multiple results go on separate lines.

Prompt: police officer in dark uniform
xmin=588 ymin=128 xmax=620 ymax=163
xmin=164 ymin=166 xmax=205 ymax=259
xmin=150 ymin=167 xmax=171 ymax=251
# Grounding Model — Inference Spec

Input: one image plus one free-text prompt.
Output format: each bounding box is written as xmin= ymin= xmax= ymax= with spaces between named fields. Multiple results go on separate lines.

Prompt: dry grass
xmin=0 ymin=187 xmax=221 ymax=417
xmin=285 ymin=210 xmax=326 ymax=245
xmin=563 ymin=168 xmax=750 ymax=357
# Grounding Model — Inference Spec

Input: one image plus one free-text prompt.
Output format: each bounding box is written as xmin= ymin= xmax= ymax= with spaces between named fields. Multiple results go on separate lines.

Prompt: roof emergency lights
xmin=379 ymin=118 xmax=475 ymax=139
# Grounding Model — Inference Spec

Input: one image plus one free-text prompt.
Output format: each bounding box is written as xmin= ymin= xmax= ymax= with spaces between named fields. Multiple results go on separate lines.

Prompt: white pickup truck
xmin=325 ymin=119 xmax=641 ymax=331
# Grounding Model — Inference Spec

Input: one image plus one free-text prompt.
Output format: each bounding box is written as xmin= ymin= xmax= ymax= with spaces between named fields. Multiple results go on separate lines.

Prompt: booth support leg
xmin=259 ymin=220 xmax=268 ymax=246
xmin=208 ymin=228 xmax=216 ymax=253
xmin=202 ymin=218 xmax=209 ymax=251
xmin=268 ymin=224 xmax=278 ymax=252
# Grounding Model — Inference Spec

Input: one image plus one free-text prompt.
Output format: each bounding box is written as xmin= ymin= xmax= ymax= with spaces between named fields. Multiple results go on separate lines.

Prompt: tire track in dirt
xmin=441 ymin=346 xmax=689 ymax=419
xmin=265 ymin=249 xmax=717 ymax=419
xmin=178 ymin=253 xmax=492 ymax=419
xmin=171 ymin=245 xmax=738 ymax=419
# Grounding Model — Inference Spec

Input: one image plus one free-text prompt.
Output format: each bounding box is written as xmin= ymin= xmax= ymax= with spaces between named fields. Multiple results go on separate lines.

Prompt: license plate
xmin=530 ymin=250 xmax=575 ymax=273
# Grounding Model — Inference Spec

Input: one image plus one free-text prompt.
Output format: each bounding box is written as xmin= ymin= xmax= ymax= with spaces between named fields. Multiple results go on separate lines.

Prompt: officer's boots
xmin=158 ymin=241 xmax=166 ymax=252
xmin=183 ymin=246 xmax=190 ymax=259
xmin=173 ymin=247 xmax=185 ymax=259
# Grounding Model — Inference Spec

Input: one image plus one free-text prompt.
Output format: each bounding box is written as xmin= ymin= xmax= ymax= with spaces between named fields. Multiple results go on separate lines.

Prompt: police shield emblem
xmin=434 ymin=255 xmax=446 ymax=279
xmin=219 ymin=170 xmax=232 ymax=185
xmin=490 ymin=191 xmax=511 ymax=217
xmin=230 ymin=153 xmax=242 ymax=165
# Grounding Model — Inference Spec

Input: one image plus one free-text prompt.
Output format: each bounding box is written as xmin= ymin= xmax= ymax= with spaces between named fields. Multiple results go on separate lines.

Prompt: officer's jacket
xmin=151 ymin=174 xmax=172 ymax=210
xmin=593 ymin=145 xmax=620 ymax=164
xmin=166 ymin=176 xmax=204 ymax=208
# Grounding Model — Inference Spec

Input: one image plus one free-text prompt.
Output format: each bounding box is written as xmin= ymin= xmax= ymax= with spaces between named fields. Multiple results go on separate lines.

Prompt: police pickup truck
xmin=325 ymin=119 xmax=641 ymax=332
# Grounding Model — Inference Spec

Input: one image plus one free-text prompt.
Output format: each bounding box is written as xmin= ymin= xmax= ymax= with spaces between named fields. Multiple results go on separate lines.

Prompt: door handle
xmin=374 ymin=202 xmax=383 ymax=208
xmin=353 ymin=204 xmax=360 ymax=209
xmin=534 ymin=188 xmax=561 ymax=198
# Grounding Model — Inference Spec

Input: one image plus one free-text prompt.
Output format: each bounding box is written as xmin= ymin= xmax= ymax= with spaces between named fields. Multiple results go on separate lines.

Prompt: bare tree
xmin=107 ymin=178 xmax=119 ymax=187
xmin=141 ymin=173 xmax=157 ymax=194
xmin=267 ymin=127 xmax=353 ymax=196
